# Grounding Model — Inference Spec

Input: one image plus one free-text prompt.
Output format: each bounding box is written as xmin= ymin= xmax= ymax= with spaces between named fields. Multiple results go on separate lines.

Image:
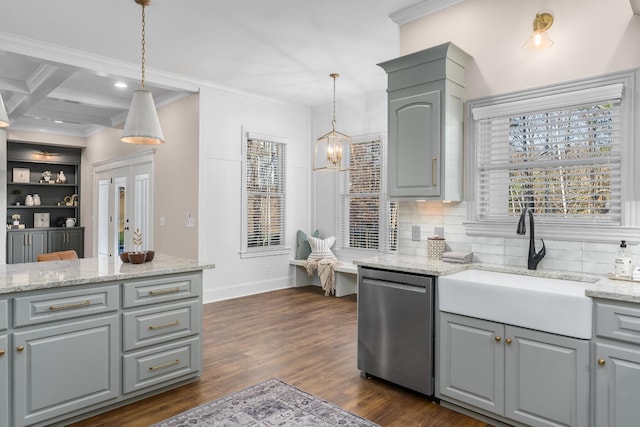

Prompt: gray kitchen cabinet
xmin=439 ymin=312 xmax=589 ymax=427
xmin=378 ymin=42 xmax=470 ymax=201
xmin=1 ymin=299 xmax=8 ymax=427
xmin=13 ymin=315 xmax=119 ymax=427
xmin=1 ymin=271 xmax=203 ymax=426
xmin=594 ymin=299 xmax=640 ymax=427
xmin=48 ymin=227 xmax=84 ymax=257
xmin=7 ymin=229 xmax=47 ymax=264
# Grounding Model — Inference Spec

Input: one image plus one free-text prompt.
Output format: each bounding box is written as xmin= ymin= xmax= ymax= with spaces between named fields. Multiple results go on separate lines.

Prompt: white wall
xmin=198 ymin=86 xmax=312 ymax=302
xmin=392 ymin=0 xmax=640 ymax=274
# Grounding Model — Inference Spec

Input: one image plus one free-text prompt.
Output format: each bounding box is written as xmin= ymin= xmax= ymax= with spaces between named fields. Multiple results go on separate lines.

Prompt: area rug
xmin=151 ymin=378 xmax=380 ymax=427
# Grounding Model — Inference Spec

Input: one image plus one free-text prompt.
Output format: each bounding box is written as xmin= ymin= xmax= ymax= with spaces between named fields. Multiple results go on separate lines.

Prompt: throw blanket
xmin=304 ymin=258 xmax=340 ymax=296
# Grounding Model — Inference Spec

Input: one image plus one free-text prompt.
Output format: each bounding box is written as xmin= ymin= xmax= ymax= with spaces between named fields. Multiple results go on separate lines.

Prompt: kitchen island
xmin=0 ymin=253 xmax=214 ymax=427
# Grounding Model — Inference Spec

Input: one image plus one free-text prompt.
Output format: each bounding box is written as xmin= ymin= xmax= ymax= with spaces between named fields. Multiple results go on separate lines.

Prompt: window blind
xmin=339 ymin=137 xmax=398 ymax=251
xmin=475 ymin=96 xmax=622 ymax=224
xmin=245 ymin=138 xmax=286 ymax=250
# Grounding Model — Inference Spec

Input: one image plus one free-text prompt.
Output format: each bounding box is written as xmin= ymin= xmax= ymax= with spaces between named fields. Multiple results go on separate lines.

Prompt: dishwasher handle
xmin=361 ymin=278 xmax=427 ymax=293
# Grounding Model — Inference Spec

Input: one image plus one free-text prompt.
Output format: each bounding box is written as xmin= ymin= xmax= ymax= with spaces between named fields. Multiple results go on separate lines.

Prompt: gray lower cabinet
xmin=594 ymin=299 xmax=640 ymax=427
xmin=13 ymin=315 xmax=119 ymax=427
xmin=439 ymin=312 xmax=589 ymax=427
xmin=7 ymin=230 xmax=46 ymax=264
xmin=1 ymin=333 xmax=8 ymax=427
xmin=47 ymin=228 xmax=84 ymax=257
xmin=3 ymin=271 xmax=203 ymax=426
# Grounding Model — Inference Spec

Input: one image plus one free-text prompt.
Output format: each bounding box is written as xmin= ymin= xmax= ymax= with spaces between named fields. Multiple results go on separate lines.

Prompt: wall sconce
xmin=313 ymin=73 xmax=353 ymax=172
xmin=522 ymin=12 xmax=554 ymax=51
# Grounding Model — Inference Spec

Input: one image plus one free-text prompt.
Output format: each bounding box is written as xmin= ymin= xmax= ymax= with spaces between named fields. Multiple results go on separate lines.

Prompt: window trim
xmin=240 ymin=128 xmax=290 ymax=258
xmin=464 ymin=69 xmax=640 ymax=243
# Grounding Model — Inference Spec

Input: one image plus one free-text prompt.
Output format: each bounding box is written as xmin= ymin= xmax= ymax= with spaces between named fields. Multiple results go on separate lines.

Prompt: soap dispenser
xmin=614 ymin=240 xmax=633 ymax=279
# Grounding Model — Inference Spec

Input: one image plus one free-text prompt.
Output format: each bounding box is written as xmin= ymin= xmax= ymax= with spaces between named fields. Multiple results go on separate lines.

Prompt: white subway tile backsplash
xmin=397 ymin=200 xmax=638 ymax=275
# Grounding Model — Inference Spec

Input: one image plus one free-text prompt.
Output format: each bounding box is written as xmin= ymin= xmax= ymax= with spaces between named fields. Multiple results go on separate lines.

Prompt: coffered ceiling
xmin=0 ymin=0 xmax=433 ymax=137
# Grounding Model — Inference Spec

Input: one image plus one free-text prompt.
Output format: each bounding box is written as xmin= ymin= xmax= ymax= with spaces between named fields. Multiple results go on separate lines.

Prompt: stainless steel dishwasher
xmin=357 ymin=266 xmax=435 ymax=396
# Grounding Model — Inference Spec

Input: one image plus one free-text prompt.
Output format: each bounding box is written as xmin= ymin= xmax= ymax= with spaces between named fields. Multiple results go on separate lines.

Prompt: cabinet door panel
xmin=506 ymin=326 xmax=589 ymax=427
xmin=0 ymin=334 xmax=8 ymax=427
xmin=595 ymin=342 xmax=640 ymax=427
xmin=389 ymin=89 xmax=441 ymax=198
xmin=47 ymin=229 xmax=66 ymax=253
xmin=7 ymin=232 xmax=27 ymax=264
xmin=28 ymin=230 xmax=47 ymax=262
xmin=13 ymin=315 xmax=119 ymax=427
xmin=67 ymin=229 xmax=84 ymax=257
xmin=439 ymin=312 xmax=504 ymax=413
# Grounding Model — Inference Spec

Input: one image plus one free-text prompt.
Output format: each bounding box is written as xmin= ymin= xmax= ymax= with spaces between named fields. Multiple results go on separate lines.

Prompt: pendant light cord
xmin=331 ymin=73 xmax=339 ymax=131
xmin=140 ymin=2 xmax=146 ymax=90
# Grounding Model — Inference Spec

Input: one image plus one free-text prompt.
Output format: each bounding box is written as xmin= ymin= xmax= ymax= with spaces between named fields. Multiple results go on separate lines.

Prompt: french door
xmin=94 ymin=154 xmax=153 ymax=258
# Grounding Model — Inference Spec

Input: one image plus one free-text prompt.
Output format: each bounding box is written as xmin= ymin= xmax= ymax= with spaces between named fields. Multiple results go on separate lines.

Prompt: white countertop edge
xmin=353 ymin=255 xmax=640 ymax=304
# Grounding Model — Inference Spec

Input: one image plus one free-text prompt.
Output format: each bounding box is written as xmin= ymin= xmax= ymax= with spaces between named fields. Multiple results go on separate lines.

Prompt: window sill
xmin=464 ymin=221 xmax=640 ymax=244
xmin=239 ymin=247 xmax=291 ymax=259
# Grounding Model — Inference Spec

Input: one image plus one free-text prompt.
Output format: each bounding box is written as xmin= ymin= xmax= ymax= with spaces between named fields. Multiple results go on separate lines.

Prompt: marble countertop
xmin=354 ymin=254 xmax=640 ymax=304
xmin=0 ymin=253 xmax=215 ymax=295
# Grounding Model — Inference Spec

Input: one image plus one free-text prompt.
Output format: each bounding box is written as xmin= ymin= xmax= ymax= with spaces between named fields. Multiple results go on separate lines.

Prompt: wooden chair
xmin=36 ymin=250 xmax=79 ymax=262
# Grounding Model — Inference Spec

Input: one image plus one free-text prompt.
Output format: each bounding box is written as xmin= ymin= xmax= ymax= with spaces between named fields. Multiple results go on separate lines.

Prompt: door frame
xmin=92 ymin=150 xmax=155 ymax=258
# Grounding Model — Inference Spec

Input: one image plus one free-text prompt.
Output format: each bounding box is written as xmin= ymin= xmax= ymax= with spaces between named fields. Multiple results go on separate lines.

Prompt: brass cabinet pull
xmin=148 ymin=320 xmax=180 ymax=330
xmin=17 ymin=345 xmax=24 ymax=352
xmin=0 ymin=349 xmax=5 ymax=356
xmin=506 ymin=338 xmax=512 ymax=345
xmin=149 ymin=287 xmax=181 ymax=296
xmin=495 ymin=336 xmax=501 ymax=342
xmin=432 ymin=157 xmax=437 ymax=186
xmin=49 ymin=300 xmax=91 ymax=311
xmin=149 ymin=359 xmax=179 ymax=371
xmin=598 ymin=358 xmax=606 ymax=366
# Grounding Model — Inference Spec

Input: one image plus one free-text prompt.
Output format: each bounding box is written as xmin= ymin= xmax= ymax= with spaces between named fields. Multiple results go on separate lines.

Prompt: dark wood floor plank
xmin=68 ymin=286 xmax=488 ymax=427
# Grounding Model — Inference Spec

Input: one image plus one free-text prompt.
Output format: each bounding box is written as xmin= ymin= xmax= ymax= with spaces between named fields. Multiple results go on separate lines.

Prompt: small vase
xmin=25 ymin=195 xmax=34 ymax=206
xmin=32 ymin=194 xmax=41 ymax=206
xmin=57 ymin=171 xmax=67 ymax=183
xmin=128 ymin=252 xmax=146 ymax=264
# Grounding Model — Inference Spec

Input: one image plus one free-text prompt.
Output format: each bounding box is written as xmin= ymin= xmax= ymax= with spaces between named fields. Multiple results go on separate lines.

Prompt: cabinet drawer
xmin=14 ymin=285 xmax=119 ymax=327
xmin=123 ymin=273 xmax=202 ymax=308
xmin=122 ymin=336 xmax=201 ymax=394
xmin=595 ymin=301 xmax=640 ymax=345
xmin=0 ymin=299 xmax=7 ymax=331
xmin=123 ymin=299 xmax=201 ymax=351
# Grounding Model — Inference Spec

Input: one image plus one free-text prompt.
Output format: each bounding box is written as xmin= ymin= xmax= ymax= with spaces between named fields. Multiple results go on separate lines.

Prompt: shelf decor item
xmin=41 ymin=170 xmax=52 ymax=182
xmin=56 ymin=170 xmax=67 ymax=183
xmin=128 ymin=228 xmax=146 ymax=264
xmin=34 ymin=213 xmax=50 ymax=228
xmin=13 ymin=168 xmax=30 ymax=183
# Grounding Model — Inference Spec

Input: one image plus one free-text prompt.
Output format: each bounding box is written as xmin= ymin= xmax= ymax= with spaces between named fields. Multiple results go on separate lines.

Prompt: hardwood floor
xmin=69 ymin=286 xmax=489 ymax=427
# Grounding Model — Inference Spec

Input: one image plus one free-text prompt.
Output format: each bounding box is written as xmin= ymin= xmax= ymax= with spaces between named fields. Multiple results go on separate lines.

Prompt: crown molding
xmin=389 ymin=0 xmax=464 ymax=26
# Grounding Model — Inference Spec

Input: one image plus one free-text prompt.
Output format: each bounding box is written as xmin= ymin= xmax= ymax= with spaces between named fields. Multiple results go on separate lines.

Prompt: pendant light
xmin=121 ymin=0 xmax=165 ymax=144
xmin=313 ymin=73 xmax=353 ymax=172
xmin=0 ymin=93 xmax=10 ymax=128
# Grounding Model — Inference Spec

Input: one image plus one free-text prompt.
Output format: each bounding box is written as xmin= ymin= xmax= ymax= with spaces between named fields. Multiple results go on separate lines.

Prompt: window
xmin=338 ymin=135 xmax=398 ymax=252
xmin=466 ymin=71 xmax=640 ymax=242
xmin=241 ymin=132 xmax=287 ymax=257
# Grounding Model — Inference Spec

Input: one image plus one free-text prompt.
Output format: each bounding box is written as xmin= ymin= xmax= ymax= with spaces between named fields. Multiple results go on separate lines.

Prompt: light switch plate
xmin=411 ymin=225 xmax=421 ymax=241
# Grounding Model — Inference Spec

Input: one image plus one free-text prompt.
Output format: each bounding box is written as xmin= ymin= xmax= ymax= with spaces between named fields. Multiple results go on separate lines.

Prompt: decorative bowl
xmin=144 ymin=250 xmax=155 ymax=262
xmin=128 ymin=252 xmax=147 ymax=264
xmin=119 ymin=252 xmax=130 ymax=263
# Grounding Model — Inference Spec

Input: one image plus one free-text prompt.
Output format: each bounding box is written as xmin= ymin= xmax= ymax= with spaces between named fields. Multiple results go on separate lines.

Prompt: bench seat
xmin=289 ymin=259 xmax=358 ymax=297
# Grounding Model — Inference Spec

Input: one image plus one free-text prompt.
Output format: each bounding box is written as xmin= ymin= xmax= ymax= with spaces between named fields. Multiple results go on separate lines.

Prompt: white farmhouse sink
xmin=438 ymin=270 xmax=593 ymax=339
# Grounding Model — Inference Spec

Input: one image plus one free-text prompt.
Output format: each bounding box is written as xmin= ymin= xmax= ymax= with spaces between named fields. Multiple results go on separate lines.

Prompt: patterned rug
xmin=151 ymin=378 xmax=380 ymax=427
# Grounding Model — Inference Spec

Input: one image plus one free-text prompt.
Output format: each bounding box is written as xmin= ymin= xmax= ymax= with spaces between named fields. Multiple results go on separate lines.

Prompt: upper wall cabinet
xmin=378 ymin=43 xmax=470 ymax=201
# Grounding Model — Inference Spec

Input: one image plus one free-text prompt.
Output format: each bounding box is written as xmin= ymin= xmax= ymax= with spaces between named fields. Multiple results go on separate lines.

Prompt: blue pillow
xmin=296 ymin=229 xmax=320 ymax=259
